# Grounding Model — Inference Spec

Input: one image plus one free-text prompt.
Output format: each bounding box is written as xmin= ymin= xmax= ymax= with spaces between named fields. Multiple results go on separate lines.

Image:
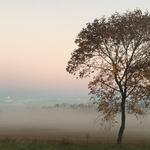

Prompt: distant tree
xmin=66 ymin=10 xmax=150 ymax=144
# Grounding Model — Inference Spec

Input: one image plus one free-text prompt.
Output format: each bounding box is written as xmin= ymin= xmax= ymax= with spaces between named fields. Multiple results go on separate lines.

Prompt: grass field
xmin=0 ymin=142 xmax=149 ymax=150
xmin=0 ymin=108 xmax=150 ymax=149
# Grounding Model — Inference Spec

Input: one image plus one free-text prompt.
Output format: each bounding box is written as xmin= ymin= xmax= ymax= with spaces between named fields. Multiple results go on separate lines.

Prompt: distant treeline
xmin=41 ymin=102 xmax=97 ymax=111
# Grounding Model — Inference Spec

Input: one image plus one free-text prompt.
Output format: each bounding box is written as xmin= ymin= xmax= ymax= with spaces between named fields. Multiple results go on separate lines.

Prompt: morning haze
xmin=0 ymin=0 xmax=149 ymax=100
xmin=0 ymin=0 xmax=150 ymax=148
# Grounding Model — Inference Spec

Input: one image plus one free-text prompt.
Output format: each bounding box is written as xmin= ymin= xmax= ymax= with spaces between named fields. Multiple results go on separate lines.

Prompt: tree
xmin=66 ymin=9 xmax=150 ymax=144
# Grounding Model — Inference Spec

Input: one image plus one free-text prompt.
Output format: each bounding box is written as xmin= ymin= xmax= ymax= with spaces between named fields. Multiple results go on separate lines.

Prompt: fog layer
xmin=0 ymin=106 xmax=149 ymax=144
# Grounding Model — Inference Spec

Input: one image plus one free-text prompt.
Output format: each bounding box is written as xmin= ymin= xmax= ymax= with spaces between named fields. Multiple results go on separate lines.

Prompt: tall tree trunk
xmin=117 ymin=96 xmax=126 ymax=144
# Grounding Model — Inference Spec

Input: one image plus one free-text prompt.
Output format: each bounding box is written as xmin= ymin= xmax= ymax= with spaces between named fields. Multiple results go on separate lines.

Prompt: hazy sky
xmin=0 ymin=0 xmax=149 ymax=99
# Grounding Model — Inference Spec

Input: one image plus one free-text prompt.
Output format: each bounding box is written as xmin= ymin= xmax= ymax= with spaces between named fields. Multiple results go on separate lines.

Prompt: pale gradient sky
xmin=0 ymin=0 xmax=149 ymax=99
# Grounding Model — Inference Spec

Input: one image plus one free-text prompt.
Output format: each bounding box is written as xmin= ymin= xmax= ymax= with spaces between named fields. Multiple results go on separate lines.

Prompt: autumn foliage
xmin=66 ymin=9 xmax=150 ymax=144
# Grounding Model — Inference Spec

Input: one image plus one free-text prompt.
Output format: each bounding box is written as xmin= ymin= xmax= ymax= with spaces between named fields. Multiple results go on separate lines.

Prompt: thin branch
xmin=86 ymin=64 xmax=112 ymax=72
xmin=96 ymin=50 xmax=112 ymax=65
xmin=103 ymin=41 xmax=114 ymax=64
xmin=126 ymin=85 xmax=137 ymax=98
xmin=100 ymin=80 xmax=120 ymax=92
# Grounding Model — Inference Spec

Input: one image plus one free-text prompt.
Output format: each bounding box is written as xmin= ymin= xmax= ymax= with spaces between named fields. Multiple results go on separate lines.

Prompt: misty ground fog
xmin=0 ymin=105 xmax=150 ymax=144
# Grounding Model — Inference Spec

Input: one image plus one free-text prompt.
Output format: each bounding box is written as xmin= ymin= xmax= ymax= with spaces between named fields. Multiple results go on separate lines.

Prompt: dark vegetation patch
xmin=0 ymin=141 xmax=149 ymax=150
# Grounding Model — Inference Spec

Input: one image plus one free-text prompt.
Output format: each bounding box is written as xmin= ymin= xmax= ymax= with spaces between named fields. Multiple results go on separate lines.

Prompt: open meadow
xmin=0 ymin=142 xmax=150 ymax=150
xmin=0 ymin=106 xmax=150 ymax=145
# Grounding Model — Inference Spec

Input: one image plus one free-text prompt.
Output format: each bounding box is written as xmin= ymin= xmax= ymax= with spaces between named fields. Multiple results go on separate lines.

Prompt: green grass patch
xmin=0 ymin=142 xmax=149 ymax=150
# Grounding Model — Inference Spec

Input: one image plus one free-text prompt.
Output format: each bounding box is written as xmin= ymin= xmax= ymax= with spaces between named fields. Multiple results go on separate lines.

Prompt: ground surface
xmin=0 ymin=142 xmax=150 ymax=150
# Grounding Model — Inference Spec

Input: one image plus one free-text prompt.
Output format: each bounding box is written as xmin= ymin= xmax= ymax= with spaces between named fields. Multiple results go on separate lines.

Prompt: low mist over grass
xmin=0 ymin=104 xmax=149 ymax=144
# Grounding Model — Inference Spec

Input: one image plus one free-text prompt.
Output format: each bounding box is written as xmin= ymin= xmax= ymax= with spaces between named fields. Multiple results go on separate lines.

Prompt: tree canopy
xmin=66 ymin=9 xmax=150 ymax=144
